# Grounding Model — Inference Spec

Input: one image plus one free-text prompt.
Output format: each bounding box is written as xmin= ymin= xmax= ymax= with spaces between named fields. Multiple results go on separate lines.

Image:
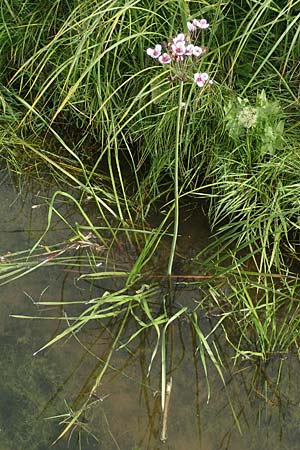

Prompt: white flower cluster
xmin=238 ymin=107 xmax=258 ymax=129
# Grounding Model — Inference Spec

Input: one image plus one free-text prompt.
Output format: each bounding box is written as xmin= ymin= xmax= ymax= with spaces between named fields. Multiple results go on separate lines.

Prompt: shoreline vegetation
xmin=2 ymin=0 xmax=300 ymax=444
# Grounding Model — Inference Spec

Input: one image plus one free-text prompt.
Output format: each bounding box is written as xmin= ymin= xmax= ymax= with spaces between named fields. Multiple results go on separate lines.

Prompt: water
xmin=1 ymin=173 xmax=300 ymax=450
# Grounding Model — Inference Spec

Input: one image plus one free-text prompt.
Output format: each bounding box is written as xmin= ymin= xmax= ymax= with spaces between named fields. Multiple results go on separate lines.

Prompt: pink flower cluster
xmin=146 ymin=18 xmax=212 ymax=88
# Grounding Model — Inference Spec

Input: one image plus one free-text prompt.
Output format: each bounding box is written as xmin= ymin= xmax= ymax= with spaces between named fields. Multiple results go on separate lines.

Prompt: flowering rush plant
xmin=146 ymin=18 xmax=213 ymax=88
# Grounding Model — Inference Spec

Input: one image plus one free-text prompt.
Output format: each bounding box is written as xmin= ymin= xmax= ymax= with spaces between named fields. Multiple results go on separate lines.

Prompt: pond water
xmin=1 ymin=172 xmax=300 ymax=450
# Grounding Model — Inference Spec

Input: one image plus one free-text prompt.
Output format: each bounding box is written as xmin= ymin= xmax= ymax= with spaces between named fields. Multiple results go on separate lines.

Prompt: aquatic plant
xmin=145 ymin=18 xmax=212 ymax=275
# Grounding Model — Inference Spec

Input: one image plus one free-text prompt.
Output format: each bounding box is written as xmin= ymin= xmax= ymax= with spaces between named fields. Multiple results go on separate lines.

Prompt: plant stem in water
xmin=160 ymin=377 xmax=173 ymax=442
xmin=167 ymin=81 xmax=184 ymax=275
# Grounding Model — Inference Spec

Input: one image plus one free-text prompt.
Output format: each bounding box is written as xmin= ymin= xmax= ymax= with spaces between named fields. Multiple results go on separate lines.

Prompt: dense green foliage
xmin=2 ymin=1 xmax=300 ymax=249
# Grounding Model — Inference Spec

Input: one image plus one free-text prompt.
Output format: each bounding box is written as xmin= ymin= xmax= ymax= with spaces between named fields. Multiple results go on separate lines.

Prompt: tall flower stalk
xmin=167 ymin=80 xmax=184 ymax=275
xmin=146 ymin=19 xmax=212 ymax=275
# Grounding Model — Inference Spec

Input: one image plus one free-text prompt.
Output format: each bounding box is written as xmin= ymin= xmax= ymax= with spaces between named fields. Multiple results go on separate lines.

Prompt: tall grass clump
xmin=2 ymin=0 xmax=300 ymax=187
xmin=3 ymin=0 xmax=300 ymax=253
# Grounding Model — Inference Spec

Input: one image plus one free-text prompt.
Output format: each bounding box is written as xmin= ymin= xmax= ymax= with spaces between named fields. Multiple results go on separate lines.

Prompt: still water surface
xmin=1 ymin=173 xmax=300 ymax=450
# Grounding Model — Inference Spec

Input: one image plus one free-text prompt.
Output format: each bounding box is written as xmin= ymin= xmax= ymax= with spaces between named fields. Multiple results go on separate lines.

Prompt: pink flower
xmin=158 ymin=53 xmax=172 ymax=64
xmin=146 ymin=44 xmax=162 ymax=58
xmin=192 ymin=46 xmax=203 ymax=57
xmin=185 ymin=44 xmax=194 ymax=56
xmin=194 ymin=72 xmax=210 ymax=87
xmin=194 ymin=73 xmax=204 ymax=87
xmin=173 ymin=33 xmax=186 ymax=44
xmin=171 ymin=41 xmax=186 ymax=56
xmin=187 ymin=21 xmax=197 ymax=33
xmin=193 ymin=18 xmax=209 ymax=29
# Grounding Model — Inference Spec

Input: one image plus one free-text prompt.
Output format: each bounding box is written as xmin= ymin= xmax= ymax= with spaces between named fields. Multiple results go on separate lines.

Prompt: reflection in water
xmin=1 ymin=174 xmax=300 ymax=450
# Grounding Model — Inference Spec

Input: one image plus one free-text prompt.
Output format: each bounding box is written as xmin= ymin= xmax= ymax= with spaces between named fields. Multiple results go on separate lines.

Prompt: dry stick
xmin=160 ymin=377 xmax=173 ymax=442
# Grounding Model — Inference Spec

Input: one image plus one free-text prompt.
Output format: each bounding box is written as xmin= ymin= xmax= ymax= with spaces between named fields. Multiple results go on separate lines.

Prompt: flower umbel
xmin=238 ymin=107 xmax=258 ymax=128
xmin=145 ymin=18 xmax=213 ymax=88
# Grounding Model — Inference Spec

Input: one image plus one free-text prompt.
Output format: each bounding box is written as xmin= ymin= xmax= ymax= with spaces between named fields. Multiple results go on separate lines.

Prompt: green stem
xmin=167 ymin=81 xmax=184 ymax=275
